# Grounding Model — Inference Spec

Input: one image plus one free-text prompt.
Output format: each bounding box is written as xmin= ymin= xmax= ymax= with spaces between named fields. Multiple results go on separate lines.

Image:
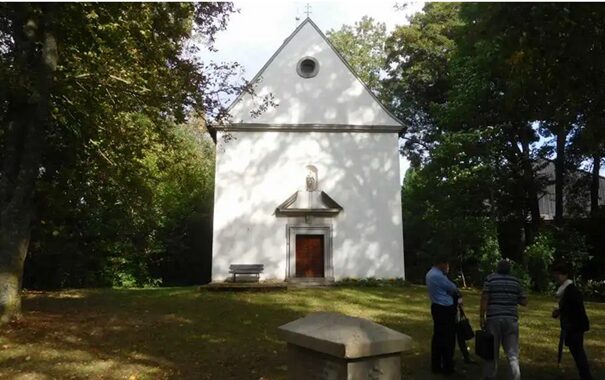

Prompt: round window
xmin=296 ymin=57 xmax=319 ymax=78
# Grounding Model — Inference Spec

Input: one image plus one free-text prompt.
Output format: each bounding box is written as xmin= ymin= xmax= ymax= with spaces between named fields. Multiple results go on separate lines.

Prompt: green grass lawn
xmin=1 ymin=285 xmax=604 ymax=379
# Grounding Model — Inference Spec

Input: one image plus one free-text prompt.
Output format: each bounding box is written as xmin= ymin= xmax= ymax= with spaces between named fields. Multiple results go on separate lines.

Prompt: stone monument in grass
xmin=278 ymin=312 xmax=413 ymax=380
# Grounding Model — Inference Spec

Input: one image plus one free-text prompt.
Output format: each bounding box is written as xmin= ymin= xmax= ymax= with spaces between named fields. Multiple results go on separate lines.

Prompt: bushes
xmin=553 ymin=227 xmax=592 ymax=280
xmin=577 ymin=279 xmax=605 ymax=300
xmin=475 ymin=231 xmax=503 ymax=281
xmin=336 ymin=278 xmax=410 ymax=288
xmin=525 ymin=234 xmax=555 ymax=292
xmin=483 ymin=230 xmax=591 ymax=293
xmin=495 ymin=228 xmax=594 ymax=294
xmin=23 ymin=117 xmax=215 ymax=289
xmin=509 ymin=262 xmax=532 ymax=291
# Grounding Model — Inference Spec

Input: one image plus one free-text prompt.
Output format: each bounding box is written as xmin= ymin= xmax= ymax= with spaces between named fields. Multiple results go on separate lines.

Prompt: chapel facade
xmin=211 ymin=18 xmax=405 ymax=282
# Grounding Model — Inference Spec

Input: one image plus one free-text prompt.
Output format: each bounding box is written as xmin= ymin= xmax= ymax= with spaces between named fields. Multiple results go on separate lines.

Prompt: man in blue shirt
xmin=426 ymin=255 xmax=459 ymax=375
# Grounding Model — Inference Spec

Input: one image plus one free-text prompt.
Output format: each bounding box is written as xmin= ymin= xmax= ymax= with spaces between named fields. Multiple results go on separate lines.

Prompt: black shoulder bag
xmin=456 ymin=306 xmax=475 ymax=341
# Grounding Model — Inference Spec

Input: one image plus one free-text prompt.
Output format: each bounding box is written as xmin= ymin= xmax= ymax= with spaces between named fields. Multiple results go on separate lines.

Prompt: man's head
xmin=433 ymin=254 xmax=450 ymax=274
xmin=552 ymin=263 xmax=570 ymax=285
xmin=496 ymin=259 xmax=512 ymax=275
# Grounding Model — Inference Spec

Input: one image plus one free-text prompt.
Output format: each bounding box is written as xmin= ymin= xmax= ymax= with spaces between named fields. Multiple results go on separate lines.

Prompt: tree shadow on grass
xmin=0 ymin=286 xmax=603 ymax=380
xmin=1 ymin=288 xmax=299 ymax=380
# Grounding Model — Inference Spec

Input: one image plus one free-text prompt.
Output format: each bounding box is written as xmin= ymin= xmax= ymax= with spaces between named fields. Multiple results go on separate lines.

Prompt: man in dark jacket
xmin=552 ymin=264 xmax=593 ymax=380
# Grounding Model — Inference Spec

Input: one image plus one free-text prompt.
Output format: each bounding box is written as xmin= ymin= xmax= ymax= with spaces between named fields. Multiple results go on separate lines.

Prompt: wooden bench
xmin=229 ymin=264 xmax=264 ymax=282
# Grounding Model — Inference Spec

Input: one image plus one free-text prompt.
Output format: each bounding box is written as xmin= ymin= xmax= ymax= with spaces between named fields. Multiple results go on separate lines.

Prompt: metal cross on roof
xmin=304 ymin=3 xmax=312 ymax=18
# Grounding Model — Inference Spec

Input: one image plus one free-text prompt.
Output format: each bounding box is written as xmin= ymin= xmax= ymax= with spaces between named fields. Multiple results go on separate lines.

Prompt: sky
xmin=201 ymin=1 xmax=426 ymax=184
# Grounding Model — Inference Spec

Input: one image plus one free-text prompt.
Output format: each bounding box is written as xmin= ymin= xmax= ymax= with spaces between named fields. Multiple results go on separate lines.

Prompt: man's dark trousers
xmin=566 ymin=331 xmax=593 ymax=380
xmin=431 ymin=303 xmax=457 ymax=373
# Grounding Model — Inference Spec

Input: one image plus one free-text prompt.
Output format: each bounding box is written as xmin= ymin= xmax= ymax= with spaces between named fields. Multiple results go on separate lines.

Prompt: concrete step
xmin=287 ymin=278 xmax=336 ymax=288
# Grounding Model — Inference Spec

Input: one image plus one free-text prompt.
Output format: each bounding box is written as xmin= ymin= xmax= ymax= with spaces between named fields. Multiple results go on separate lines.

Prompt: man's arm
xmin=519 ymin=295 xmax=528 ymax=306
xmin=440 ymin=274 xmax=458 ymax=295
xmin=518 ymin=285 xmax=528 ymax=306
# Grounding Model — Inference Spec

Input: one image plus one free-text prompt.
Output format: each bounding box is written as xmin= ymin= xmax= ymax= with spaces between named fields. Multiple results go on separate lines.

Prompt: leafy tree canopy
xmin=327 ymin=16 xmax=387 ymax=94
xmin=0 ymin=3 xmax=242 ymax=322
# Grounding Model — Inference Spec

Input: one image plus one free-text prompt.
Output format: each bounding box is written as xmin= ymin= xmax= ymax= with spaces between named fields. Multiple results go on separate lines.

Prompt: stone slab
xmin=278 ymin=312 xmax=412 ymax=359
xmin=286 ymin=344 xmax=401 ymax=380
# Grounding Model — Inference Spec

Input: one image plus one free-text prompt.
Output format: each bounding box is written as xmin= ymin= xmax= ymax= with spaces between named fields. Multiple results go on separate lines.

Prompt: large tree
xmin=455 ymin=3 xmax=605 ymax=227
xmin=327 ymin=16 xmax=387 ymax=94
xmin=391 ymin=3 xmax=605 ymax=274
xmin=442 ymin=3 xmax=548 ymax=240
xmin=0 ymin=3 xmax=242 ymax=323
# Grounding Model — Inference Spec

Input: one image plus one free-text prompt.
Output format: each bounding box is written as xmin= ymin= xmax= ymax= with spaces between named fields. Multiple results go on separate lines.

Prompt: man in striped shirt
xmin=480 ymin=260 xmax=528 ymax=380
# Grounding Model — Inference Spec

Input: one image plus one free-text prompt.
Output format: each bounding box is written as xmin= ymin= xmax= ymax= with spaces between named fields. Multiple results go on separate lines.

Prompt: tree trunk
xmin=554 ymin=127 xmax=566 ymax=227
xmin=0 ymin=113 xmax=39 ymax=323
xmin=0 ymin=212 xmax=31 ymax=324
xmin=459 ymin=267 xmax=467 ymax=289
xmin=591 ymin=154 xmax=601 ymax=218
xmin=0 ymin=4 xmax=57 ymax=324
xmin=518 ymin=124 xmax=540 ymax=244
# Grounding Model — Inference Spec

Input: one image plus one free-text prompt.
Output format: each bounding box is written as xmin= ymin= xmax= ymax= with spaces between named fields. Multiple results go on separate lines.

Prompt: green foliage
xmin=509 ymin=261 xmax=533 ymax=291
xmin=391 ymin=3 xmax=605 ymax=288
xmin=327 ymin=16 xmax=387 ymax=93
xmin=110 ymin=268 xmax=140 ymax=289
xmin=384 ymin=2 xmax=462 ymax=165
xmin=393 ymin=4 xmax=536 ymax=283
xmin=525 ymin=234 xmax=555 ymax=291
xmin=553 ymin=227 xmax=592 ymax=281
xmin=577 ymin=279 xmax=605 ymax=300
xmin=0 ymin=3 xmax=247 ymax=292
xmin=336 ymin=277 xmax=409 ymax=288
xmin=475 ymin=232 xmax=503 ymax=281
xmin=402 ymin=163 xmax=504 ymax=286
xmin=25 ymin=116 xmax=215 ymax=288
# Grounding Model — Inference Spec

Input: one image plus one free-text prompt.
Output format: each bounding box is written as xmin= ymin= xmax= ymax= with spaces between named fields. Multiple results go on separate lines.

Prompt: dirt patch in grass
xmin=1 ymin=286 xmax=604 ymax=379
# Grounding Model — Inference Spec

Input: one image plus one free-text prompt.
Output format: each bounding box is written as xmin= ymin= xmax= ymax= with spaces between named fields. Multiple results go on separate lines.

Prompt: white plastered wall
xmin=211 ymin=130 xmax=405 ymax=281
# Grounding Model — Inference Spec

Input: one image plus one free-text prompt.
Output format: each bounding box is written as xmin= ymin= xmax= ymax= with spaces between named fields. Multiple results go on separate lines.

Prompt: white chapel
xmin=211 ymin=18 xmax=405 ymax=282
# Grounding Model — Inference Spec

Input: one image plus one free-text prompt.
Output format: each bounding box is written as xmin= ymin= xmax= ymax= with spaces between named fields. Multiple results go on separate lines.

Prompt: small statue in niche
xmin=305 ymin=165 xmax=318 ymax=192
xmin=306 ymin=174 xmax=317 ymax=192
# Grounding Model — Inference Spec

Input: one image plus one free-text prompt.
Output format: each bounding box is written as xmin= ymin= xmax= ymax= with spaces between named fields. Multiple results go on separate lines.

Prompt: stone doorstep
xmin=200 ymin=282 xmax=287 ymax=292
xmin=278 ymin=312 xmax=413 ymax=359
xmin=201 ymin=277 xmax=337 ymax=291
xmin=286 ymin=277 xmax=336 ymax=288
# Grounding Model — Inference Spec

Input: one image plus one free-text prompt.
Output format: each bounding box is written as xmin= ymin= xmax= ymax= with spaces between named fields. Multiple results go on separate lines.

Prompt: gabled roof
xmin=220 ymin=18 xmax=404 ymax=132
xmin=276 ymin=191 xmax=343 ymax=217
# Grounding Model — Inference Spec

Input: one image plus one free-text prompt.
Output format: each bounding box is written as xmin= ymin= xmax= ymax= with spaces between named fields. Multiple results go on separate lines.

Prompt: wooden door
xmin=295 ymin=235 xmax=324 ymax=278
